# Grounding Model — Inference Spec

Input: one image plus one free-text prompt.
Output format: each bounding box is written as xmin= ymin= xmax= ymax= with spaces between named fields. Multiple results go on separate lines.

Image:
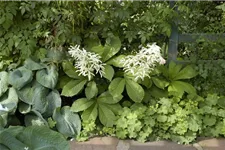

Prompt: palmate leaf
xmin=0 ymin=71 xmax=8 ymax=97
xmin=9 ymin=66 xmax=33 ymax=90
xmin=36 ymin=64 xmax=58 ymax=89
xmin=109 ymin=77 xmax=125 ymax=97
xmin=106 ymin=55 xmax=126 ymax=68
xmin=173 ymin=65 xmax=197 ymax=80
xmin=81 ymin=102 xmax=98 ymax=121
xmin=53 ymin=106 xmax=81 ymax=137
xmin=85 ymin=81 xmax=98 ymax=100
xmin=98 ymin=103 xmax=116 ymax=127
xmin=102 ymin=65 xmax=114 ymax=81
xmin=62 ymin=61 xmax=81 ymax=79
xmin=125 ymin=79 xmax=145 ymax=103
xmin=97 ymin=91 xmax=123 ymax=104
xmin=152 ymin=77 xmax=169 ymax=89
xmin=61 ymin=79 xmax=87 ymax=97
xmin=71 ymin=98 xmax=95 ymax=112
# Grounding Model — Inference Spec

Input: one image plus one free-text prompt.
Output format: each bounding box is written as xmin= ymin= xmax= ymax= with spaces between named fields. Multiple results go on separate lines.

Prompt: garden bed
xmin=70 ymin=137 xmax=225 ymax=150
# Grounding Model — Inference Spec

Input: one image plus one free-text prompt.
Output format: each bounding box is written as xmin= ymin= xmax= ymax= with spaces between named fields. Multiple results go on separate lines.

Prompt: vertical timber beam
xmin=168 ymin=1 xmax=178 ymax=62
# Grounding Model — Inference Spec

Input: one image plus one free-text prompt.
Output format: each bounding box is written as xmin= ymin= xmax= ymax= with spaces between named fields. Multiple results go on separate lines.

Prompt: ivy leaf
xmin=98 ymin=103 xmax=116 ymax=127
xmin=109 ymin=77 xmax=125 ymax=97
xmin=125 ymin=79 xmax=144 ymax=103
xmin=81 ymin=102 xmax=98 ymax=121
xmin=36 ymin=64 xmax=58 ymax=89
xmin=0 ymin=71 xmax=8 ymax=97
xmin=85 ymin=81 xmax=98 ymax=100
xmin=61 ymin=79 xmax=87 ymax=97
xmin=53 ymin=106 xmax=81 ymax=137
xmin=9 ymin=67 xmax=33 ymax=90
xmin=71 ymin=98 xmax=94 ymax=112
xmin=102 ymin=65 xmax=114 ymax=81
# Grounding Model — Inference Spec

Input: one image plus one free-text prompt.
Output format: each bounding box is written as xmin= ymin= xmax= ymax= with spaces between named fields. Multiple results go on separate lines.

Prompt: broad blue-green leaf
xmin=98 ymin=103 xmax=116 ymax=127
xmin=102 ymin=65 xmax=114 ymax=81
xmin=43 ymin=90 xmax=62 ymax=117
xmin=53 ymin=106 xmax=81 ymax=137
xmin=152 ymin=77 xmax=169 ymax=89
xmin=9 ymin=67 xmax=33 ymax=90
xmin=18 ymin=102 xmax=31 ymax=114
xmin=173 ymin=65 xmax=197 ymax=80
xmin=0 ymin=71 xmax=8 ymax=97
xmin=0 ymin=113 xmax=7 ymax=127
xmin=109 ymin=78 xmax=125 ymax=97
xmin=85 ymin=81 xmax=98 ymax=100
xmin=17 ymin=126 xmax=69 ymax=150
xmin=24 ymin=58 xmax=45 ymax=71
xmin=17 ymin=82 xmax=35 ymax=105
xmin=71 ymin=98 xmax=95 ymax=112
xmin=36 ymin=64 xmax=58 ymax=89
xmin=62 ymin=61 xmax=81 ymax=79
xmin=106 ymin=55 xmax=126 ymax=68
xmin=125 ymin=79 xmax=144 ymax=103
xmin=61 ymin=79 xmax=87 ymax=97
xmin=24 ymin=113 xmax=46 ymax=126
xmin=98 ymin=91 xmax=123 ymax=104
xmin=0 ymin=87 xmax=18 ymax=114
xmin=81 ymin=102 xmax=98 ymax=121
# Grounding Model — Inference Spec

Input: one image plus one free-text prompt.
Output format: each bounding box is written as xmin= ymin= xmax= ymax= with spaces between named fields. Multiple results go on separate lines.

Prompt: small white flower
xmin=24 ymin=147 xmax=29 ymax=150
xmin=68 ymin=45 xmax=105 ymax=80
xmin=0 ymin=104 xmax=8 ymax=112
xmin=122 ymin=43 xmax=165 ymax=81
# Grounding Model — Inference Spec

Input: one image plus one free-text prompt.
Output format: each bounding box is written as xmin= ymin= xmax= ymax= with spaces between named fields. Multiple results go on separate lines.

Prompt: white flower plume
xmin=68 ymin=45 xmax=105 ymax=80
xmin=122 ymin=43 xmax=166 ymax=81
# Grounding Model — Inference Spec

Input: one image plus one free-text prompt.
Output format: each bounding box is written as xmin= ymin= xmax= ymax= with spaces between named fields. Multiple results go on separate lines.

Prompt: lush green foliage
xmin=0 ymin=1 xmax=225 ymax=149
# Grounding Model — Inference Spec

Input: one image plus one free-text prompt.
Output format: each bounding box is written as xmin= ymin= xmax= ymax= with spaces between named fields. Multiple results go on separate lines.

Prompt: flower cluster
xmin=122 ymin=43 xmax=166 ymax=81
xmin=68 ymin=45 xmax=105 ymax=80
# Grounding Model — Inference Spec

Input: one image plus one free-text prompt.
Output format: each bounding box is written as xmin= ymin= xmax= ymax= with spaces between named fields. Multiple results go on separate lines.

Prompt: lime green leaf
xmin=9 ymin=67 xmax=33 ymax=90
xmin=53 ymin=106 xmax=81 ymax=137
xmin=98 ymin=91 xmax=123 ymax=104
xmin=85 ymin=81 xmax=98 ymax=100
xmin=157 ymin=115 xmax=167 ymax=122
xmin=81 ymin=102 xmax=98 ymax=121
xmin=109 ymin=77 xmax=125 ymax=97
xmin=103 ymin=65 xmax=114 ymax=81
xmin=62 ymin=61 xmax=81 ymax=79
xmin=36 ymin=64 xmax=58 ymax=89
xmin=173 ymin=65 xmax=197 ymax=80
xmin=71 ymin=98 xmax=94 ymax=112
xmin=0 ymin=71 xmax=8 ymax=97
xmin=125 ymin=79 xmax=144 ymax=103
xmin=218 ymin=97 xmax=225 ymax=109
xmin=61 ymin=79 xmax=87 ymax=97
xmin=106 ymin=55 xmax=126 ymax=68
xmin=203 ymin=115 xmax=217 ymax=126
xmin=104 ymin=103 xmax=122 ymax=115
xmin=168 ymin=61 xmax=182 ymax=80
xmin=98 ymin=103 xmax=116 ymax=127
xmin=152 ymin=77 xmax=169 ymax=89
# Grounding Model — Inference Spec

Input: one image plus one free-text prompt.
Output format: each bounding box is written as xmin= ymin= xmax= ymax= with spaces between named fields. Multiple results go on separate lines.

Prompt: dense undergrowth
xmin=0 ymin=1 xmax=225 ymax=149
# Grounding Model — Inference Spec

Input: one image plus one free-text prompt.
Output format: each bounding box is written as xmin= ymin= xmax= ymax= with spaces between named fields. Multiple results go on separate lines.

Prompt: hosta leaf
xmin=24 ymin=114 xmax=46 ymax=126
xmin=152 ymin=77 xmax=169 ymax=89
xmin=24 ymin=58 xmax=45 ymax=71
xmin=98 ymin=91 xmax=123 ymax=104
xmin=109 ymin=77 xmax=125 ymax=97
xmin=62 ymin=61 xmax=81 ymax=79
xmin=125 ymin=79 xmax=144 ymax=103
xmin=173 ymin=65 xmax=197 ymax=80
xmin=102 ymin=65 xmax=114 ymax=81
xmin=43 ymin=90 xmax=62 ymax=117
xmin=71 ymin=98 xmax=94 ymax=112
xmin=0 ymin=71 xmax=8 ymax=97
xmin=18 ymin=102 xmax=31 ymax=114
xmin=16 ymin=82 xmax=35 ymax=105
xmin=81 ymin=102 xmax=98 ymax=121
xmin=61 ymin=79 xmax=87 ymax=97
xmin=98 ymin=103 xmax=116 ymax=127
xmin=36 ymin=64 xmax=58 ymax=89
xmin=0 ymin=87 xmax=18 ymax=114
xmin=9 ymin=66 xmax=33 ymax=90
xmin=85 ymin=81 xmax=98 ymax=100
xmin=53 ymin=106 xmax=81 ymax=137
xmin=17 ymin=126 xmax=69 ymax=150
